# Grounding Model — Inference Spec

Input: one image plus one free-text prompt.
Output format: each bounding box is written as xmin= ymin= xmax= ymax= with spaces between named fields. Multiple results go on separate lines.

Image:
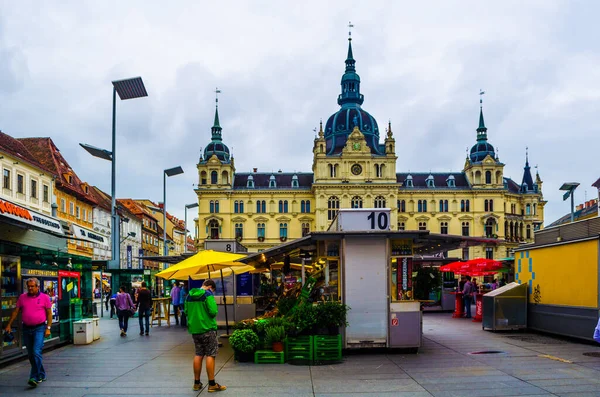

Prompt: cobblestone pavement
xmin=1 ymin=313 xmax=600 ymax=396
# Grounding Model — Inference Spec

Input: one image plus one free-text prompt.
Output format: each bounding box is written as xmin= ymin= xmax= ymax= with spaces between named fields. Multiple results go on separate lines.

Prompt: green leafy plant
xmin=315 ymin=301 xmax=350 ymax=328
xmin=276 ymin=296 xmax=297 ymax=316
xmin=264 ymin=325 xmax=286 ymax=344
xmin=288 ymin=303 xmax=318 ymax=335
xmin=229 ymin=329 xmax=260 ymax=353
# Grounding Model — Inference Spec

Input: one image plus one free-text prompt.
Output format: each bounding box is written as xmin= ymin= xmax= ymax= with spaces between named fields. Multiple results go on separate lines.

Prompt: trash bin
xmin=482 ymin=282 xmax=527 ymax=331
xmin=73 ymin=320 xmax=93 ymax=345
xmin=91 ymin=317 xmax=100 ymax=341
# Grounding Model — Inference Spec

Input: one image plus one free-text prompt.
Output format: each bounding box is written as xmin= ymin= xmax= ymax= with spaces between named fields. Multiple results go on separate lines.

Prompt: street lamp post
xmin=80 ymin=77 xmax=148 ymax=317
xmin=184 ymin=203 xmax=199 ymax=253
xmin=163 ymin=166 xmax=184 ymax=264
xmin=560 ymin=182 xmax=580 ymax=223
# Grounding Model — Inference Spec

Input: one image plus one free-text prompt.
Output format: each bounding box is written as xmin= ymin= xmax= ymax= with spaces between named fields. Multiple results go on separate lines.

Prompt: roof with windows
xmin=233 ymin=172 xmax=313 ymax=189
xmin=504 ymin=177 xmax=522 ymax=194
xmin=396 ymin=172 xmax=469 ymax=188
xmin=0 ymin=131 xmax=55 ymax=176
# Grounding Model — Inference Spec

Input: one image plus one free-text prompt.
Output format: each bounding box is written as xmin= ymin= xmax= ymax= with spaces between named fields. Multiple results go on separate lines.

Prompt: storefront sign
xmin=72 ymin=224 xmax=108 ymax=247
xmin=58 ymin=270 xmax=80 ymax=278
xmin=336 ymin=209 xmax=390 ymax=232
xmin=127 ymin=245 xmax=132 ymax=269
xmin=0 ymin=198 xmax=64 ymax=235
xmin=139 ymin=249 xmax=144 ymax=269
xmin=236 ymin=273 xmax=253 ymax=296
xmin=22 ymin=269 xmax=58 ymax=277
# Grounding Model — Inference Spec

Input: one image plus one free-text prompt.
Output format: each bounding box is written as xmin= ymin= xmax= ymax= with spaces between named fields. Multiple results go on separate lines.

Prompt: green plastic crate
xmin=313 ymin=334 xmax=342 ymax=349
xmin=254 ymin=350 xmax=285 ymax=364
xmin=285 ymin=336 xmax=313 ymax=362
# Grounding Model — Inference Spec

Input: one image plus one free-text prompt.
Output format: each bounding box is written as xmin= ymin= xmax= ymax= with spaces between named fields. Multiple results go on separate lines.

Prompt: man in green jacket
xmin=185 ymin=279 xmax=226 ymax=392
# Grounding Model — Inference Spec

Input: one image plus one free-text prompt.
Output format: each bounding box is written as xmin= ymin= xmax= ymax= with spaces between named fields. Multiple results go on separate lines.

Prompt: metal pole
xmin=105 ymin=86 xmax=118 ymax=317
xmin=184 ymin=206 xmax=188 ymax=254
xmin=570 ymin=189 xmax=575 ymax=223
xmin=220 ymin=269 xmax=229 ymax=336
xmin=163 ymin=171 xmax=167 ymax=261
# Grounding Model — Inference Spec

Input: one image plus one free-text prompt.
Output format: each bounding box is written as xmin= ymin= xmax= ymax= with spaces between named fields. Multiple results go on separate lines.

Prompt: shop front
xmin=242 ymin=208 xmax=497 ymax=351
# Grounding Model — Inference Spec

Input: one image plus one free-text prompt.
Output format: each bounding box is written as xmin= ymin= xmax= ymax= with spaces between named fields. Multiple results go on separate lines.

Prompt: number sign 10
xmin=367 ymin=211 xmax=389 ymax=230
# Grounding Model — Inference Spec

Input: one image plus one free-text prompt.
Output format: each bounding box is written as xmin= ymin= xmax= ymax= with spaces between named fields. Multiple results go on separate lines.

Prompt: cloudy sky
xmin=1 ymin=1 xmax=598 ymax=230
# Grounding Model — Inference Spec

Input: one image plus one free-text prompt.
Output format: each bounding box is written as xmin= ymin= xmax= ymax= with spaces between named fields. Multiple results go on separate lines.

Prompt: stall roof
xmin=241 ymin=231 xmax=500 ymax=265
xmin=135 ymin=253 xmax=196 ymax=264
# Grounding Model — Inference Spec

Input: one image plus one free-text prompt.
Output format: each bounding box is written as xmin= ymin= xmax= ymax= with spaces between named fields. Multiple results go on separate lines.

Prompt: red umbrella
xmin=440 ymin=258 xmax=502 ymax=275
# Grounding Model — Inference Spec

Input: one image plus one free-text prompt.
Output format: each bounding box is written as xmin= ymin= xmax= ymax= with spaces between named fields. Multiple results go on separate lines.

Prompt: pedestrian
xmin=490 ymin=279 xmax=498 ymax=290
xmin=179 ymin=281 xmax=188 ymax=327
xmin=115 ymin=285 xmax=136 ymax=336
xmin=185 ymin=279 xmax=226 ymax=392
xmin=4 ymin=277 xmax=52 ymax=387
xmin=594 ymin=317 xmax=600 ymax=343
xmin=104 ymin=287 xmax=111 ymax=312
xmin=109 ymin=293 xmax=117 ymax=318
xmin=462 ymin=275 xmax=474 ymax=319
xmin=137 ymin=281 xmax=152 ymax=336
xmin=171 ymin=281 xmax=181 ymax=326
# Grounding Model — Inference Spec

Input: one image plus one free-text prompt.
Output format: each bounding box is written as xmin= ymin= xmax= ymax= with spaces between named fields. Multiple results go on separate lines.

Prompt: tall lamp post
xmin=80 ymin=76 xmax=147 ymax=317
xmin=560 ymin=182 xmax=580 ymax=223
xmin=163 ymin=166 xmax=184 ymax=265
xmin=184 ymin=203 xmax=199 ymax=253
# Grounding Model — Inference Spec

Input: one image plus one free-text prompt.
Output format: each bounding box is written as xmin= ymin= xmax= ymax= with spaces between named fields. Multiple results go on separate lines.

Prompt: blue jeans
xmin=23 ymin=325 xmax=46 ymax=381
xmin=139 ymin=308 xmax=151 ymax=334
xmin=117 ymin=309 xmax=130 ymax=332
xmin=464 ymin=295 xmax=473 ymax=318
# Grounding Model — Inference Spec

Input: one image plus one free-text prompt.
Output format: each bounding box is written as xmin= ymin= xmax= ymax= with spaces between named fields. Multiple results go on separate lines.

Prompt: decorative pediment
xmin=203 ymin=215 xmax=223 ymax=224
xmin=397 ymin=215 xmax=409 ymax=222
xmin=276 ymin=216 xmax=292 ymax=222
xmin=207 ymin=155 xmax=221 ymax=165
xmin=483 ymin=155 xmax=496 ymax=165
xmin=231 ymin=216 xmax=246 ymax=222
xmin=253 ymin=216 xmax=269 ymax=223
xmin=458 ymin=215 xmax=474 ymax=221
xmin=342 ymin=126 xmax=370 ymax=155
xmin=437 ymin=215 xmax=452 ymax=221
xmin=415 ymin=215 xmax=430 ymax=222
xmin=480 ymin=213 xmax=501 ymax=223
xmin=298 ymin=216 xmax=313 ymax=222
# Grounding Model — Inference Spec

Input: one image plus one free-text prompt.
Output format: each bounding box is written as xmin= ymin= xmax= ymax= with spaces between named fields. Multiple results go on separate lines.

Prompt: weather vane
xmin=348 ymin=21 xmax=354 ymax=39
xmin=215 ymin=87 xmax=221 ymax=106
xmin=479 ymin=89 xmax=485 ymax=107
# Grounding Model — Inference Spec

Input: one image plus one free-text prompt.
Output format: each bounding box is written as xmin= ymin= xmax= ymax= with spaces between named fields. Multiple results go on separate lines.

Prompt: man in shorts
xmin=185 ymin=279 xmax=226 ymax=392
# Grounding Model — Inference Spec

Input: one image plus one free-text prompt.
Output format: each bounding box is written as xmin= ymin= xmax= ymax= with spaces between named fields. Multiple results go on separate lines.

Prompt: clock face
xmin=352 ymin=142 xmax=361 ymax=151
xmin=351 ymin=164 xmax=362 ymax=175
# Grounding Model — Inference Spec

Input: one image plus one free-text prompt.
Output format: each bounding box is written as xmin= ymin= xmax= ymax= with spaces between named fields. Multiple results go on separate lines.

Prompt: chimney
xmin=576 ymin=204 xmax=583 ymax=211
xmin=253 ymin=168 xmax=258 ymax=173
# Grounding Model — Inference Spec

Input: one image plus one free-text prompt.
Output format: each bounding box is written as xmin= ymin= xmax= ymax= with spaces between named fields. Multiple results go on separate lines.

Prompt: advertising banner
xmin=138 ymin=248 xmax=144 ymax=269
xmin=0 ymin=198 xmax=64 ymax=235
xmin=72 ymin=224 xmax=109 ymax=247
xmin=127 ymin=245 xmax=132 ymax=269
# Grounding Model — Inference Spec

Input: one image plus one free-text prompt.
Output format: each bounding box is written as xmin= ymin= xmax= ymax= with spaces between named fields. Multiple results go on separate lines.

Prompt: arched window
xmin=485 ymin=170 xmax=492 ymax=184
xmin=533 ymin=203 xmax=537 ymax=215
xmin=329 ymin=164 xmax=336 ymax=178
xmin=278 ymin=200 xmax=288 ymax=213
xmin=351 ymin=196 xmax=363 ymax=208
xmin=418 ymin=200 xmax=427 ymax=212
xmin=210 ymin=171 xmax=218 ymax=184
xmin=301 ymin=223 xmax=310 ymax=236
xmin=460 ymin=199 xmax=470 ymax=212
xmin=208 ymin=220 xmax=219 ymax=239
xmin=526 ymin=204 xmax=531 ymax=215
xmin=234 ymin=201 xmax=240 ymax=214
xmin=474 ymin=170 xmax=482 ymax=184
xmin=201 ymin=171 xmax=207 ymax=185
xmin=374 ymin=164 xmax=380 ymax=178
xmin=526 ymin=224 xmax=531 ymax=239
xmin=426 ymin=176 xmax=435 ymax=187
xmin=221 ymin=171 xmax=229 ymax=185
xmin=239 ymin=201 xmax=244 ymax=213
xmin=247 ymin=176 xmax=254 ymax=188
xmin=279 ymin=223 xmax=288 ymax=239
xmin=418 ymin=222 xmax=427 ymax=231
xmin=209 ymin=200 xmax=219 ymax=213
xmin=257 ymin=223 xmax=265 ymax=238
xmin=235 ymin=223 xmax=243 ymax=239
xmin=269 ymin=176 xmax=276 ymax=188
xmin=398 ymin=222 xmax=405 ymax=231
xmin=398 ymin=200 xmax=406 ymax=212
xmin=300 ymin=200 xmax=311 ymax=213
xmin=489 ymin=199 xmax=494 ymax=212
xmin=291 ymin=176 xmax=299 ymax=188
xmin=405 ymin=177 xmax=413 ymax=187
xmin=256 ymin=200 xmax=266 ymax=213
xmin=374 ymin=196 xmax=386 ymax=208
xmin=485 ymin=218 xmax=495 ymax=238
xmin=439 ymin=200 xmax=448 ymax=212
xmin=327 ymin=196 xmax=340 ymax=220
xmin=440 ymin=222 xmax=448 ymax=234
xmin=462 ymin=222 xmax=470 ymax=236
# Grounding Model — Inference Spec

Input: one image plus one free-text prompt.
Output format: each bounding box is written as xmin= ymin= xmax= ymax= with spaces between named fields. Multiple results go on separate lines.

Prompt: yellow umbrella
xmin=155 ymin=250 xmax=247 ymax=280
xmin=189 ymin=265 xmax=257 ymax=280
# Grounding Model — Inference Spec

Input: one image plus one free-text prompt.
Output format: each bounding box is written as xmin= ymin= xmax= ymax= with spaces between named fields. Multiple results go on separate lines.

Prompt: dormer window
xmin=247 ymin=175 xmax=254 ymax=188
xmin=64 ymin=173 xmax=73 ymax=184
xmin=446 ymin=175 xmax=456 ymax=187
xmin=291 ymin=175 xmax=299 ymax=188
xmin=81 ymin=183 xmax=89 ymax=194
xmin=426 ymin=174 xmax=435 ymax=188
xmin=405 ymin=175 xmax=413 ymax=187
xmin=269 ymin=175 xmax=276 ymax=188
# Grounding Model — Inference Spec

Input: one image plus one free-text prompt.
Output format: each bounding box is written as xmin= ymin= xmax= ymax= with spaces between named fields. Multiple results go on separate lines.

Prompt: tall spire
xmin=477 ymin=89 xmax=487 ymax=140
xmin=521 ymin=146 xmax=534 ymax=192
xmin=211 ymin=88 xmax=222 ymax=141
xmin=337 ymin=22 xmax=364 ymax=107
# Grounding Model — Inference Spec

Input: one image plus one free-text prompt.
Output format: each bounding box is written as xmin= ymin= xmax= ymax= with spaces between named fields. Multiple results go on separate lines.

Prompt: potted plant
xmin=280 ymin=236 xmax=287 ymax=242
xmin=288 ymin=303 xmax=318 ymax=336
xmin=229 ymin=329 xmax=259 ymax=362
xmin=265 ymin=325 xmax=286 ymax=352
xmin=258 ymin=236 xmax=265 ymax=242
xmin=315 ymin=301 xmax=350 ymax=335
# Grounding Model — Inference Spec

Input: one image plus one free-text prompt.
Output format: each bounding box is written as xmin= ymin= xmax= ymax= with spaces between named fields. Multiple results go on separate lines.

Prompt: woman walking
xmin=115 ymin=285 xmax=136 ymax=336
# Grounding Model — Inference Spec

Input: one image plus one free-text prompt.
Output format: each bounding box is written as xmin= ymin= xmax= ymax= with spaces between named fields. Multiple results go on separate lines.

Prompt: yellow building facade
xmin=195 ymin=38 xmax=545 ymax=258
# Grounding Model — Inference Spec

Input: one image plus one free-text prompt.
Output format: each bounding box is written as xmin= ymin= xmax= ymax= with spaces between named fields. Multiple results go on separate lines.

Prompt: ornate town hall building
xmin=194 ymin=37 xmax=545 ymax=259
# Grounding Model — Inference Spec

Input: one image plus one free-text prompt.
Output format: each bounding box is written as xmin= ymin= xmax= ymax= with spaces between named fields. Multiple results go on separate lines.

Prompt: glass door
xmin=1 ymin=255 xmax=22 ymax=356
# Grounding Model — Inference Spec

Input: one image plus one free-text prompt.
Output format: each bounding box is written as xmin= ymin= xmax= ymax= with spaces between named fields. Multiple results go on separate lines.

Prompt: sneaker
xmin=123 ymin=332 xmax=127 ymax=336
xmin=120 ymin=329 xmax=125 ymax=336
xmin=208 ymin=383 xmax=227 ymax=392
xmin=28 ymin=378 xmax=38 ymax=387
xmin=140 ymin=332 xmax=144 ymax=335
xmin=38 ymin=376 xmax=47 ymax=382
xmin=193 ymin=381 xmax=202 ymax=391
xmin=145 ymin=332 xmax=149 ymax=336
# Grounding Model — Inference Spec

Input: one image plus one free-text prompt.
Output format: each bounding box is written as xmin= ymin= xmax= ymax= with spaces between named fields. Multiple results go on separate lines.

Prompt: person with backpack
xmin=462 ymin=275 xmax=474 ymax=319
